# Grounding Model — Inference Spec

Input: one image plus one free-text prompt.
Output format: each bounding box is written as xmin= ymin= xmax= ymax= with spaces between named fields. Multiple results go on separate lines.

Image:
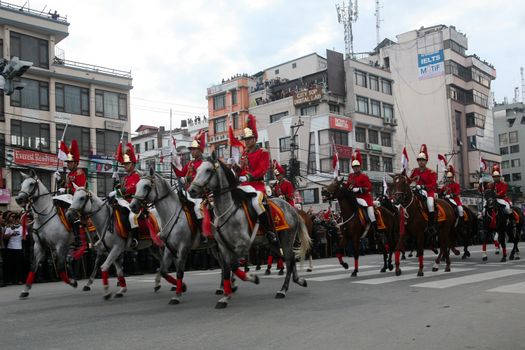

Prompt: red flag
xmin=437 ymin=154 xmax=447 ymax=172
xmin=228 ymin=125 xmax=243 ymax=165
xmin=401 ymin=147 xmax=409 ymax=170
xmin=58 ymin=140 xmax=69 ymax=161
xmin=332 ymin=144 xmax=339 ymax=178
xmin=480 ymin=154 xmax=487 ymax=172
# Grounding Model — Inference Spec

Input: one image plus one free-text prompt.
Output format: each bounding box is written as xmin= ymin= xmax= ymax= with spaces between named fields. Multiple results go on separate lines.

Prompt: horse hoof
xmin=516 ymin=256 xmax=521 ymax=260
xmin=395 ymin=270 xmax=402 ymax=276
xmin=380 ymin=267 xmax=387 ymax=273
xmin=232 ymin=286 xmax=238 ymax=293
xmin=114 ymin=293 xmax=124 ymax=298
xmin=103 ymin=293 xmax=113 ymax=301
xmin=182 ymin=283 xmax=187 ymax=293
xmin=71 ymin=280 xmax=78 ymax=288
xmin=264 ymin=269 xmax=271 ymax=276
xmin=169 ymin=298 xmax=180 ymax=305
xmin=388 ymin=264 xmax=394 ymax=271
xmin=351 ymin=271 xmax=357 ymax=277
xmin=417 ymin=272 xmax=424 ymax=277
xmin=275 ymin=291 xmax=286 ymax=299
xmin=501 ymin=257 xmax=507 ymax=263
xmin=297 ymin=279 xmax=307 ymax=287
xmin=278 ymin=269 xmax=284 ymax=276
xmin=256 ymin=265 xmax=261 ymax=271
xmin=466 ymin=251 xmax=471 ymax=257
xmin=170 ymin=286 xmax=176 ymax=292
xmin=253 ymin=275 xmax=260 ymax=285
xmin=432 ymin=267 xmax=438 ymax=272
xmin=509 ymin=254 xmax=515 ymax=261
xmin=401 ymin=255 xmax=406 ymax=260
xmin=445 ymin=267 xmax=451 ymax=272
xmin=408 ymin=253 xmax=413 ymax=258
xmin=82 ymin=286 xmax=91 ymax=292
xmin=215 ymin=289 xmax=224 ymax=295
xmin=19 ymin=291 xmax=29 ymax=299
xmin=452 ymin=248 xmax=460 ymax=256
xmin=215 ymin=301 xmax=228 ymax=309
xmin=482 ymin=256 xmax=488 ymax=262
xmin=306 ymin=268 xmax=312 ymax=272
xmin=341 ymin=262 xmax=349 ymax=270
xmin=495 ymin=250 xmax=500 ymax=255
xmin=154 ymin=285 xmax=161 ymax=293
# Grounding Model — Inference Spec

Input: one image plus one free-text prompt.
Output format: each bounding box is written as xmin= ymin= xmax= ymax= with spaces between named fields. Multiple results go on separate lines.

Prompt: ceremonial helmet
xmin=242 ymin=114 xmax=258 ymax=140
xmin=417 ymin=144 xmax=428 ymax=161
xmin=65 ymin=140 xmax=80 ymax=163
xmin=117 ymin=142 xmax=137 ymax=164
xmin=273 ymin=159 xmax=285 ymax=176
xmin=188 ymin=130 xmax=206 ymax=152
xmin=446 ymin=164 xmax=455 ymax=178
xmin=492 ymin=164 xmax=501 ymax=177
xmin=351 ymin=149 xmax=363 ymax=167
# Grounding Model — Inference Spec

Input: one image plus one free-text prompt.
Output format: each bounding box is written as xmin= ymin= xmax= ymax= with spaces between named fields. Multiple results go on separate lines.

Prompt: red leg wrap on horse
xmin=385 ymin=244 xmax=390 ymax=253
xmin=101 ymin=270 xmax=109 ymax=286
xmin=395 ymin=251 xmax=400 ymax=265
xmin=267 ymin=255 xmax=273 ymax=268
xmin=494 ymin=240 xmax=500 ymax=249
xmin=277 ymin=258 xmax=284 ymax=270
xmin=418 ymin=255 xmax=424 ymax=268
xmin=354 ymin=259 xmax=359 ymax=271
xmin=117 ymin=276 xmax=126 ymax=288
xmin=59 ymin=271 xmax=70 ymax=284
xmin=26 ymin=271 xmax=36 ymax=285
xmin=223 ymin=279 xmax=232 ymax=296
xmin=164 ymin=274 xmax=177 ymax=285
xmin=234 ymin=268 xmax=248 ymax=281
xmin=336 ymin=253 xmax=344 ymax=264
xmin=176 ymin=279 xmax=183 ymax=294
xmin=482 ymin=243 xmax=487 ymax=251
xmin=503 ymin=247 xmax=507 ymax=256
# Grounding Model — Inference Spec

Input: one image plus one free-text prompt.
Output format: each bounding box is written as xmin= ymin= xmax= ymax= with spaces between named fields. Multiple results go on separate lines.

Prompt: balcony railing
xmin=0 ymin=1 xmax=68 ymax=23
xmin=53 ymin=57 xmax=132 ymax=78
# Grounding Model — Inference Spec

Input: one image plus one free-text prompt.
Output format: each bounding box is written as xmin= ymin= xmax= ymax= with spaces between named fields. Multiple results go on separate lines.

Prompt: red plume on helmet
xmin=116 ymin=142 xmax=124 ymax=163
xmin=273 ymin=159 xmax=285 ymax=176
xmin=351 ymin=149 xmax=363 ymax=167
xmin=125 ymin=142 xmax=137 ymax=163
xmin=492 ymin=164 xmax=501 ymax=176
xmin=417 ymin=144 xmax=429 ymax=161
xmin=66 ymin=139 xmax=80 ymax=162
xmin=242 ymin=114 xmax=258 ymax=140
xmin=189 ymin=130 xmax=206 ymax=152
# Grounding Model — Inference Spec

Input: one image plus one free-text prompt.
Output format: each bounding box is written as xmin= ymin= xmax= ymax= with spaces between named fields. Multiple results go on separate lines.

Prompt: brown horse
xmin=325 ymin=179 xmax=399 ymax=277
xmin=390 ymin=172 xmax=456 ymax=276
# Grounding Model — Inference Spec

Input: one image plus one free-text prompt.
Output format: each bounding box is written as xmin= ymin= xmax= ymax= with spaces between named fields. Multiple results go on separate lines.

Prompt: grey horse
xmin=15 ymin=170 xmax=78 ymax=299
xmin=129 ymin=168 xmax=226 ymax=305
xmin=188 ymin=154 xmax=311 ymax=309
xmin=66 ymin=186 xmax=177 ymax=299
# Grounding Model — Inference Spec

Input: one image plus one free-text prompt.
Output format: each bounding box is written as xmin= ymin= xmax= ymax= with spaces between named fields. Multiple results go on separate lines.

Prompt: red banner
xmin=329 ymin=116 xmax=352 ymax=131
xmin=335 ymin=144 xmax=353 ymax=159
xmin=13 ymin=149 xmax=57 ymax=170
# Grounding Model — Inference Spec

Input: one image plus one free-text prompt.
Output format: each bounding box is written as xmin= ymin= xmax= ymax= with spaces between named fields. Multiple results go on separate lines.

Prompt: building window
xmin=444 ymin=39 xmax=466 ymax=56
xmin=0 ymin=134 xmax=4 ymax=167
xmin=383 ymin=103 xmax=394 ymax=120
xmin=370 ymin=155 xmax=381 ymax=171
xmin=0 ymin=90 xmax=4 ymax=122
xmin=370 ymin=100 xmax=381 ymax=117
xmin=11 ymin=120 xmax=50 ymax=151
xmin=292 ymin=63 xmax=297 ymax=69
xmin=279 ymin=137 xmax=291 ymax=152
xmin=381 ymin=132 xmax=392 ymax=147
xmin=471 ymin=68 xmax=491 ymax=88
xmin=12 ymin=170 xmax=51 ymax=196
xmin=356 ymin=96 xmax=369 ymax=114
xmin=10 ymin=31 xmax=49 ymax=69
xmin=10 ymin=78 xmax=49 ymax=111
xmin=445 ymin=61 xmax=471 ymax=81
xmin=510 ymin=144 xmax=520 ymax=153
xmin=467 ymin=136 xmax=477 ymax=151
xmin=300 ymin=105 xmax=317 ymax=116
xmin=300 ymin=188 xmax=319 ymax=204
xmin=56 ymin=124 xmax=91 ymax=156
xmin=381 ymin=79 xmax=392 ymax=95
xmin=95 ymin=90 xmax=127 ymax=120
xmin=503 ymin=174 xmax=511 ymax=182
xmin=369 ymin=75 xmax=379 ymax=91
xmin=500 ymin=147 xmax=509 ymax=155
xmin=214 ymin=116 xmax=226 ymax=133
xmin=369 ymin=129 xmax=379 ymax=144
xmin=216 ymin=144 xmax=227 ymax=158
xmin=355 ymin=70 xmax=367 ymax=87
xmin=55 ymin=83 xmax=90 ymax=116
xmin=466 ymin=112 xmax=486 ymax=129
xmin=471 ymin=90 xmax=488 ymax=108
xmin=96 ymin=129 xmax=128 ymax=157
xmin=231 ymin=90 xmax=238 ymax=105
xmin=329 ymin=104 xmax=340 ymax=113
xmin=509 ymin=131 xmax=519 ymax=144
xmin=134 ymin=143 xmax=141 ymax=155
xmin=144 ymin=140 xmax=155 ymax=151
xmin=213 ymin=94 xmax=226 ymax=110
xmin=232 ymin=113 xmax=240 ymax=129
xmin=499 ymin=133 xmax=508 ymax=146
xmin=383 ymin=157 xmax=393 ymax=172
xmin=355 ymin=127 xmax=366 ymax=143
xmin=97 ymin=174 xmax=113 ymax=197
xmin=275 ymin=69 xmax=279 ymax=75
xmin=360 ymin=154 xmax=368 ymax=171
xmin=512 ymin=173 xmax=522 ymax=181
xmin=270 ymin=111 xmax=289 ymax=123
xmin=502 ymin=160 xmax=510 ymax=169
xmin=319 ymin=130 xmax=348 ymax=146
xmin=511 ymin=159 xmax=521 ymax=168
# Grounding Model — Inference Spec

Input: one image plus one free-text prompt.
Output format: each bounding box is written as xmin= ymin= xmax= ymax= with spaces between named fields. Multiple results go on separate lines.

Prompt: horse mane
xmin=218 ymin=160 xmax=238 ymax=188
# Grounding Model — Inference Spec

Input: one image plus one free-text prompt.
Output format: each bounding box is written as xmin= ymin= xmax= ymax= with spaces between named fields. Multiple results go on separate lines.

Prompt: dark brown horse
xmin=390 ymin=173 xmax=456 ymax=276
xmin=325 ymin=179 xmax=399 ymax=277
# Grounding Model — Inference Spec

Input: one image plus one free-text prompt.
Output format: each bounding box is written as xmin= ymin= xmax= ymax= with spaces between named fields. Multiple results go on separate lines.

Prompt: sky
xmin=19 ymin=0 xmax=525 ymax=132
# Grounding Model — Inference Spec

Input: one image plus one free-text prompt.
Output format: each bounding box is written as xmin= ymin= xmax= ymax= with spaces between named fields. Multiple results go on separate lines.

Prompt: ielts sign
xmin=329 ymin=115 xmax=352 ymax=131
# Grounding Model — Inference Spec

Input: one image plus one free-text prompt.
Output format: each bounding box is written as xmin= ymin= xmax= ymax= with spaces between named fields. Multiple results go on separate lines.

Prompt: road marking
xmin=262 ymin=265 xmax=376 ymax=279
xmin=487 ymin=282 xmax=525 ymax=295
xmin=352 ymin=268 xmax=474 ymax=285
xmin=308 ymin=267 xmax=420 ymax=282
xmin=411 ymin=269 xmax=525 ymax=289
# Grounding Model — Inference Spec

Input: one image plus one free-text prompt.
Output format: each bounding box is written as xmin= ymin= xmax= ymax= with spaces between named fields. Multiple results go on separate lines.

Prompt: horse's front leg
xmin=351 ymin=236 xmax=360 ymax=277
xmin=499 ymin=228 xmax=508 ymax=263
xmin=169 ymin=246 xmax=190 ymax=305
xmin=114 ymin=255 xmax=127 ymax=298
xmin=83 ymin=250 xmax=103 ymax=291
xmin=416 ymin=230 xmax=425 ymax=277
xmin=55 ymin=244 xmax=78 ymax=289
xmin=380 ymin=238 xmax=388 ymax=273
xmin=336 ymin=229 xmax=349 ymax=270
xmin=100 ymin=243 xmax=124 ymax=300
xmin=216 ymin=250 xmax=233 ymax=309
xmin=20 ymin=240 xmax=46 ymax=299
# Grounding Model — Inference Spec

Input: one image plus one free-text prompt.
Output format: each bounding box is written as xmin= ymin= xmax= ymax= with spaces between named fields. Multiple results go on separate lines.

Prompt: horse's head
xmin=66 ymin=186 xmax=93 ymax=223
xmin=130 ymin=167 xmax=165 ymax=214
xmin=483 ymin=188 xmax=496 ymax=209
xmin=324 ymin=178 xmax=345 ymax=200
xmin=390 ymin=171 xmax=412 ymax=206
xmin=188 ymin=152 xmax=224 ymax=198
xmin=15 ymin=170 xmax=40 ymax=207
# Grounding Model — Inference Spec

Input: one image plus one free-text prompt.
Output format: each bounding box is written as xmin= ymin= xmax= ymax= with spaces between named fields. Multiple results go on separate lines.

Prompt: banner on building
xmin=334 ymin=144 xmax=353 ymax=159
xmin=293 ymin=87 xmax=322 ymax=106
xmin=13 ymin=149 xmax=57 ymax=170
xmin=418 ymin=49 xmax=444 ymax=80
xmin=89 ymin=155 xmax=115 ymax=174
xmin=329 ymin=115 xmax=353 ymax=132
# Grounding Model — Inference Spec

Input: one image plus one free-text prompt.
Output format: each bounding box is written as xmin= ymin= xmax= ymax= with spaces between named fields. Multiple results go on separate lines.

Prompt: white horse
xmin=15 ymin=170 xmax=78 ymax=299
xmin=188 ymin=154 xmax=311 ymax=309
xmin=129 ymin=168 xmax=226 ymax=304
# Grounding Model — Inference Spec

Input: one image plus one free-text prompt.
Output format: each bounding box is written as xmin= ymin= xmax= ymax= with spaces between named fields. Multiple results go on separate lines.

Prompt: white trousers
xmin=238 ymin=185 xmax=265 ymax=215
xmin=117 ymin=198 xmax=139 ymax=229
xmin=419 ymin=190 xmax=435 ymax=213
xmin=356 ymin=198 xmax=376 ymax=222
xmin=447 ymin=198 xmax=464 ymax=217
xmin=496 ymin=198 xmax=513 ymax=214
xmin=187 ymin=196 xmax=203 ymax=219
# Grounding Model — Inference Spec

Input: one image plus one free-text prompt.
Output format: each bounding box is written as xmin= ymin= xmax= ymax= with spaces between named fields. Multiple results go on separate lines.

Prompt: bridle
xmin=132 ymin=175 xmax=172 ymax=209
xmin=191 ymin=160 xmax=235 ymax=198
xmin=392 ymin=175 xmax=414 ymax=209
xmin=68 ymin=187 xmax=108 ymax=221
xmin=19 ymin=177 xmax=55 ymax=216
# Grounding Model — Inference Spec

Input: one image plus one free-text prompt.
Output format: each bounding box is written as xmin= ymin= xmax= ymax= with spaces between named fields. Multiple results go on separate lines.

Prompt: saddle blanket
xmin=57 ymin=207 xmax=96 ymax=233
xmin=420 ymin=203 xmax=447 ymax=223
xmin=243 ymin=199 xmax=290 ymax=234
xmin=357 ymin=208 xmax=386 ymax=230
xmin=114 ymin=209 xmax=160 ymax=240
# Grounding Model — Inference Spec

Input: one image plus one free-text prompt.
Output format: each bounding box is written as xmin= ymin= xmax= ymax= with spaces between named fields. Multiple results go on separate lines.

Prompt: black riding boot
xmin=427 ymin=211 xmax=437 ymax=235
xmin=258 ymin=211 xmax=281 ymax=255
xmin=72 ymin=221 xmax=82 ymax=247
xmin=130 ymin=227 xmax=140 ymax=249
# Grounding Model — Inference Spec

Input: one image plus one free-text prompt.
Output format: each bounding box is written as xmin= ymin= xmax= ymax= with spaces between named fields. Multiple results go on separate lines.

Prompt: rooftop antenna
xmin=514 ymin=87 xmax=520 ymax=103
xmin=336 ymin=0 xmax=359 ymax=59
xmin=374 ymin=0 xmax=382 ymax=46
xmin=521 ymin=67 xmax=524 ymax=103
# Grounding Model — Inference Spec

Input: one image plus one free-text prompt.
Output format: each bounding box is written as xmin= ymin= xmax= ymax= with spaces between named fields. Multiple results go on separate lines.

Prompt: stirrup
xmin=130 ymin=238 xmax=139 ymax=249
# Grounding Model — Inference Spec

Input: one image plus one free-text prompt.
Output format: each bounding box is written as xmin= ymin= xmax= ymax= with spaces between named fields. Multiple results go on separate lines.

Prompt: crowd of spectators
xmin=221 ymin=73 xmax=250 ymax=84
xmin=254 ymin=81 xmax=325 ymax=106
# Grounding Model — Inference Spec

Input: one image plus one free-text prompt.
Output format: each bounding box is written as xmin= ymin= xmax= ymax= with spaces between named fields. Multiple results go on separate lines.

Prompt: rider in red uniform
xmin=440 ymin=165 xmax=464 ymax=222
xmin=272 ymin=160 xmax=295 ymax=207
xmin=344 ymin=149 xmax=378 ymax=236
xmin=481 ymin=164 xmax=514 ymax=219
xmin=409 ymin=144 xmax=438 ymax=234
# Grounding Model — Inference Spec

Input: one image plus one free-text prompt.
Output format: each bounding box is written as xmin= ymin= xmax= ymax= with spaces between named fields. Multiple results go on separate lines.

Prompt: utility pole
xmin=288 ymin=117 xmax=304 ymax=188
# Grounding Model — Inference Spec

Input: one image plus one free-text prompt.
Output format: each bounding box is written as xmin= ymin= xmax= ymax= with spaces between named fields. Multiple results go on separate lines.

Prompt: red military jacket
xmin=65 ymin=168 xmax=87 ymax=194
xmin=122 ymin=170 xmax=141 ymax=202
xmin=273 ymin=178 xmax=295 ymax=206
xmin=174 ymin=158 xmax=203 ymax=189
xmin=239 ymin=146 xmax=269 ymax=192
xmin=409 ymin=167 xmax=437 ymax=196
xmin=441 ymin=182 xmax=462 ymax=206
xmin=345 ymin=171 xmax=374 ymax=206
xmin=479 ymin=180 xmax=511 ymax=203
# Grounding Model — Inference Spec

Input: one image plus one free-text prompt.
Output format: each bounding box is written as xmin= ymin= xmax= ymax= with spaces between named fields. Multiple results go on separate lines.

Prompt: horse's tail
xmin=295 ymin=214 xmax=312 ymax=261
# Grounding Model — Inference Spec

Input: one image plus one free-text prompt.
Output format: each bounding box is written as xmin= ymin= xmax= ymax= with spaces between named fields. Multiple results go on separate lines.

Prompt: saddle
xmin=56 ymin=205 xmax=96 ymax=234
xmin=113 ymin=206 xmax=160 ymax=240
xmin=239 ymin=198 xmax=290 ymax=235
xmin=417 ymin=201 xmax=447 ymax=223
xmin=357 ymin=207 xmax=386 ymax=230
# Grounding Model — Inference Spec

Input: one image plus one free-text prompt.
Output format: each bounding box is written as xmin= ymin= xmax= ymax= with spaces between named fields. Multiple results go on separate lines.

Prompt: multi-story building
xmin=0 ymin=4 xmax=132 ymax=209
xmin=493 ymin=102 xmax=525 ymax=201
xmin=368 ymin=25 xmax=498 ymax=188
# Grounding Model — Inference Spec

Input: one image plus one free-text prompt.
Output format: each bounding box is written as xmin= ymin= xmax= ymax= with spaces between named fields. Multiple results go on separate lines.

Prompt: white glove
xmin=352 ymin=187 xmax=361 ymax=193
xmin=112 ymin=172 xmax=119 ymax=180
xmin=108 ymin=190 xmax=116 ymax=198
xmin=445 ymin=194 xmax=450 ymax=199
xmin=179 ymin=177 xmax=186 ymax=184
xmin=479 ymin=178 xmax=484 ymax=184
xmin=54 ymin=171 xmax=61 ymax=181
xmin=416 ymin=185 xmax=421 ymax=190
xmin=58 ymin=188 xmax=66 ymax=194
xmin=239 ymin=176 xmax=247 ymax=182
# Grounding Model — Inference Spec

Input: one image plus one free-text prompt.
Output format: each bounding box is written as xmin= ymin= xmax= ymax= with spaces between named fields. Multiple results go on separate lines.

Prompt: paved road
xmin=2 ymin=245 xmax=525 ymax=350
